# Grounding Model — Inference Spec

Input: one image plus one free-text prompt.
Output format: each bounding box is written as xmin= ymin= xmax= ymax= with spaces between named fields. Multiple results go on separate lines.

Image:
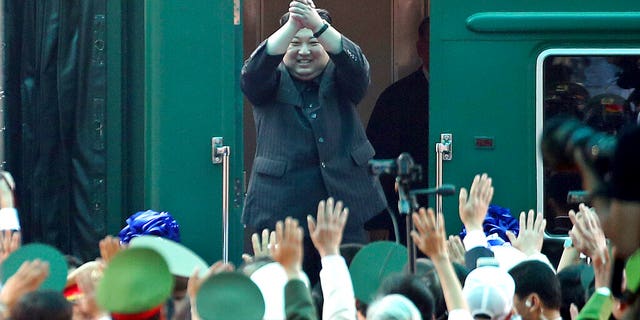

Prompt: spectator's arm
xmin=575 ymin=288 xmax=614 ymax=320
xmin=0 ymin=171 xmax=21 ymax=265
xmin=0 ymin=260 xmax=50 ymax=317
xmin=273 ymin=217 xmax=317 ymax=320
xmin=457 ymin=174 xmax=494 ymax=253
xmin=556 ymin=245 xmax=581 ymax=273
xmin=458 ymin=174 xmax=494 ymax=233
xmin=568 ymin=204 xmax=610 ymax=288
xmin=412 ymin=208 xmax=470 ymax=313
xmin=308 ymin=198 xmax=355 ymax=320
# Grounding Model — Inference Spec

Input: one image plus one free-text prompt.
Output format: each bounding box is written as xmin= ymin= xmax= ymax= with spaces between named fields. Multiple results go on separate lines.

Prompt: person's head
xmin=412 ymin=258 xmax=446 ymax=319
xmin=11 ymin=290 xmax=73 ymax=320
xmin=96 ymin=248 xmax=174 ymax=320
xmin=462 ymin=265 xmax=515 ymax=320
xmin=377 ymin=273 xmax=435 ymax=320
xmin=508 ymin=260 xmax=562 ymax=320
xmin=607 ymin=125 xmax=640 ymax=258
xmin=279 ymin=9 xmax=332 ymax=81
xmin=367 ymin=294 xmax=423 ymax=320
xmin=556 ymin=264 xmax=591 ymax=320
xmin=416 ymin=17 xmax=430 ymax=69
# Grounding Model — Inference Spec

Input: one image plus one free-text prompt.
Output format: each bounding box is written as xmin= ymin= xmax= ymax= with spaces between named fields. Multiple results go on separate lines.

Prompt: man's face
xmin=283 ymin=28 xmax=329 ymax=81
xmin=602 ymin=200 xmax=640 ymax=258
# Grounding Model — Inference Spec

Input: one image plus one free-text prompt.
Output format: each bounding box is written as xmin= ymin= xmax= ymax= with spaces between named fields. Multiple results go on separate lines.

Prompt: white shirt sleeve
xmin=462 ymin=230 xmax=488 ymax=250
xmin=0 ymin=208 xmax=20 ymax=230
xmin=447 ymin=308 xmax=475 ymax=320
xmin=320 ymin=255 xmax=357 ymax=320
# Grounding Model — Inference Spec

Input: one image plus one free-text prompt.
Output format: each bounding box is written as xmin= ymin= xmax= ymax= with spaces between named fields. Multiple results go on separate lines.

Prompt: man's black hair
xmin=279 ymin=8 xmax=332 ymax=26
xmin=557 ymin=265 xmax=590 ymax=320
xmin=377 ymin=273 xmax=435 ymax=320
xmin=508 ymin=260 xmax=562 ymax=310
xmin=12 ymin=290 xmax=73 ymax=320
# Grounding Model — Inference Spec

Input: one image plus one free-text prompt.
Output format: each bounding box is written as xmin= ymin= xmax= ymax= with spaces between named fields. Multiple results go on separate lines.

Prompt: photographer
xmin=544 ymin=120 xmax=640 ymax=319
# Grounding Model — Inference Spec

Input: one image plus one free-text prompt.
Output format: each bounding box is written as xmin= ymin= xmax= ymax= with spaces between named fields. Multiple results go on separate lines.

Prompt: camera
xmin=368 ymin=152 xmax=422 ymax=185
xmin=541 ymin=116 xmax=617 ymax=183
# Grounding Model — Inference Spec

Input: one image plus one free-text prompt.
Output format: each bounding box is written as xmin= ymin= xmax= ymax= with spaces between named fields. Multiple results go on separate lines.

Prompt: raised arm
xmin=273 ymin=217 xmax=317 ymax=320
xmin=411 ymin=208 xmax=471 ymax=318
xmin=308 ymin=198 xmax=355 ymax=320
xmin=459 ymin=174 xmax=494 ymax=249
xmin=286 ymin=0 xmax=341 ymax=54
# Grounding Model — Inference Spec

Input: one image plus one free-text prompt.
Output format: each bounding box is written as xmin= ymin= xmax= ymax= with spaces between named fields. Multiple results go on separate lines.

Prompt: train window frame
xmin=536 ymin=48 xmax=640 ymax=236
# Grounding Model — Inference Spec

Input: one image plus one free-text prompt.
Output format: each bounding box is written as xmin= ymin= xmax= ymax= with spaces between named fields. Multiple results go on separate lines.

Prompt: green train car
xmin=3 ymin=0 xmax=639 ymax=266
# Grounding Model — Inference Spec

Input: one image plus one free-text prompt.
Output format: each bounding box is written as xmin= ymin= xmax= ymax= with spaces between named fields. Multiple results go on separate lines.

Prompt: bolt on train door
xmin=430 ymin=0 xmax=640 ymax=248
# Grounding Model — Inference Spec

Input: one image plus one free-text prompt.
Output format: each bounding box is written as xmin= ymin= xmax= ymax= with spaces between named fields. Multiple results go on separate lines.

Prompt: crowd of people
xmin=0 ymin=0 xmax=639 ymax=319
xmin=0 ymin=158 xmax=638 ymax=319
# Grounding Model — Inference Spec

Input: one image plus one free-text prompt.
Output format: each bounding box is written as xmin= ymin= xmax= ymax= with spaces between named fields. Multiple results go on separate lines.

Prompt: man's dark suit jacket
xmin=241 ymin=36 xmax=386 ymax=242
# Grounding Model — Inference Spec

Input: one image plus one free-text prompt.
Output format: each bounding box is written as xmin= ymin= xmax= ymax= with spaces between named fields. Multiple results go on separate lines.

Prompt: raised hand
xmin=272 ymin=217 xmax=304 ymax=279
xmin=447 ymin=235 xmax=466 ymax=266
xmin=99 ymin=235 xmax=123 ymax=264
xmin=411 ymin=207 xmax=448 ymax=261
xmin=75 ymin=262 xmax=107 ymax=319
xmin=288 ymin=0 xmax=324 ymax=32
xmin=242 ymin=228 xmax=276 ymax=264
xmin=0 ymin=230 xmax=21 ymax=265
xmin=568 ymin=203 xmax=607 ymax=262
xmin=458 ymin=174 xmax=494 ymax=231
xmin=0 ymin=260 xmax=50 ymax=313
xmin=308 ymin=197 xmax=348 ymax=257
xmin=506 ymin=210 xmax=546 ymax=256
xmin=568 ymin=203 xmax=610 ymax=288
xmin=411 ymin=208 xmax=470 ymax=312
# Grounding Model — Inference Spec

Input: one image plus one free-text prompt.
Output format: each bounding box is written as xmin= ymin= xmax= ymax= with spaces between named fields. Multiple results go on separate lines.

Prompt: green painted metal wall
xmin=127 ymin=0 xmax=245 ymax=264
xmin=430 ymin=0 xmax=640 ymax=234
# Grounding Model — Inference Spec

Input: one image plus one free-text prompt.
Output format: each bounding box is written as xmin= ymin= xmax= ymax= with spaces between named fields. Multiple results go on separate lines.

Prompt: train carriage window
xmin=537 ymin=49 xmax=640 ymax=235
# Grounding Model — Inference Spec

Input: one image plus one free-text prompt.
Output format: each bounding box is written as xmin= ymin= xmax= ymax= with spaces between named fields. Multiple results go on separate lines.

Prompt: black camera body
xmin=541 ymin=116 xmax=617 ymax=184
xmin=368 ymin=152 xmax=423 ymax=185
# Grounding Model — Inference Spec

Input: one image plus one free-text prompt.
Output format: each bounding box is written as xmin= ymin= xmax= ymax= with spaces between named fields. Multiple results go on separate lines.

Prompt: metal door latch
xmin=439 ymin=133 xmax=453 ymax=161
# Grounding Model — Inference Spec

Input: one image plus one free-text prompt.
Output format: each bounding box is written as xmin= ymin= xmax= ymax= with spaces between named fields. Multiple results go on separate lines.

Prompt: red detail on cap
xmin=63 ymin=284 xmax=83 ymax=301
xmin=111 ymin=305 xmax=163 ymax=320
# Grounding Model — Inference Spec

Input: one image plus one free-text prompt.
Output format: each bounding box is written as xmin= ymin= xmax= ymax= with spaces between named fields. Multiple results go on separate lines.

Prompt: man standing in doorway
xmin=366 ymin=17 xmax=430 ymax=244
xmin=240 ymin=0 xmax=386 ymax=285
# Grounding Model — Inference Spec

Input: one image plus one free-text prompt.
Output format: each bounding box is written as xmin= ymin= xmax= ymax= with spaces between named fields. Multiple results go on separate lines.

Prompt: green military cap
xmin=96 ymin=247 xmax=174 ymax=315
xmin=196 ymin=272 xmax=265 ymax=320
xmin=1 ymin=243 xmax=68 ymax=291
xmin=349 ymin=241 xmax=408 ymax=304
xmin=129 ymin=235 xmax=209 ymax=278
